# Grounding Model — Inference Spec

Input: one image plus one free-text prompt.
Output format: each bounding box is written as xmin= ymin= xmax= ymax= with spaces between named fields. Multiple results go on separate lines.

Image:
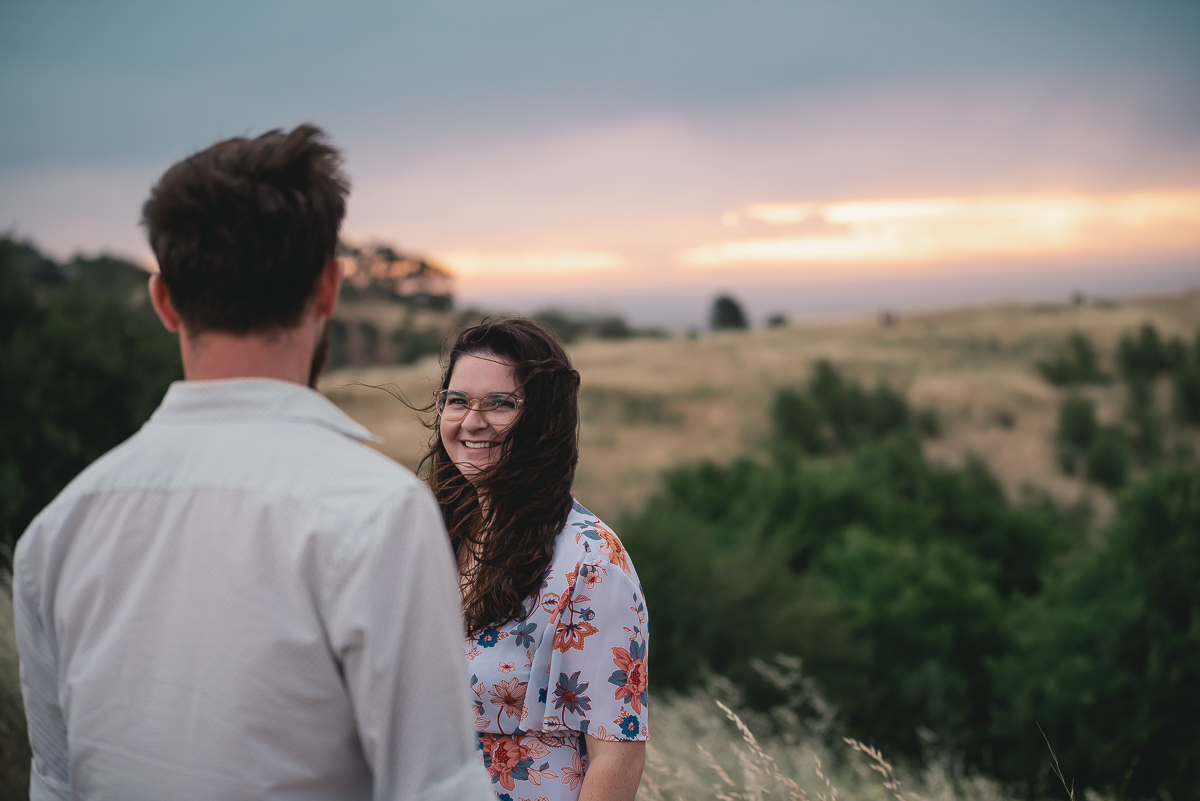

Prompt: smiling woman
xmin=417 ymin=318 xmax=649 ymax=801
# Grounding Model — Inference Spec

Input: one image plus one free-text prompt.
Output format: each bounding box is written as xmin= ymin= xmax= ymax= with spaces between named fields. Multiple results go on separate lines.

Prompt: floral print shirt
xmin=465 ymin=500 xmax=649 ymax=800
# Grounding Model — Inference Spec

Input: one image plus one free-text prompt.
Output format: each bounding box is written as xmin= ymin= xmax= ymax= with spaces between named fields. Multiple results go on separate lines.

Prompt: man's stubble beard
xmin=308 ymin=318 xmax=332 ymax=389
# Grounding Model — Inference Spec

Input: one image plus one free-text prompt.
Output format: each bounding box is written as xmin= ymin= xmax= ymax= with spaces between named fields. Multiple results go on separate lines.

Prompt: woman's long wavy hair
xmin=419 ymin=317 xmax=581 ymax=635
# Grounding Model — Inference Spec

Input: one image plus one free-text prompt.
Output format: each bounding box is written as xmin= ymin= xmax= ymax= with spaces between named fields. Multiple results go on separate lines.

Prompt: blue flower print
xmin=509 ymin=621 xmax=537 ymax=649
xmin=553 ymin=671 xmax=593 ymax=716
xmin=538 ymin=687 xmax=547 ymax=703
xmin=477 ymin=627 xmax=500 ymax=648
xmin=619 ymin=713 xmax=640 ymax=738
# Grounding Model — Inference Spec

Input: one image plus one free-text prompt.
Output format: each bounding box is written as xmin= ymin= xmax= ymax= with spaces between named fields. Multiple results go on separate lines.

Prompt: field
xmin=2 ymin=288 xmax=1196 ymax=799
xmin=322 ymin=289 xmax=1200 ymax=524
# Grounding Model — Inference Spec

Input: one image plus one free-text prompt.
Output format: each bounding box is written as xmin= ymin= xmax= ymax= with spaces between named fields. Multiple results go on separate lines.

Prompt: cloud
xmin=678 ymin=190 xmax=1200 ymax=270
xmin=435 ymin=250 xmax=625 ymax=278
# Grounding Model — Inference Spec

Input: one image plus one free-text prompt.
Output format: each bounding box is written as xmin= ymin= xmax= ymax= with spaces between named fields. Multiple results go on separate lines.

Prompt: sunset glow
xmin=436 ymin=250 xmax=625 ymax=278
xmin=682 ymin=190 xmax=1200 ymax=270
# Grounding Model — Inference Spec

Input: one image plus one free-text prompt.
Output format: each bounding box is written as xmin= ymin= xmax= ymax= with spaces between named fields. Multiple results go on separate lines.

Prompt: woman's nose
xmin=461 ymin=407 xmax=490 ymax=428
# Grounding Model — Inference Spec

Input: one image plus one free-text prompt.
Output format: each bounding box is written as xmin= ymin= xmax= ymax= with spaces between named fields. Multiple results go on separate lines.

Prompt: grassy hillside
xmin=321 ymin=288 xmax=1200 ymax=523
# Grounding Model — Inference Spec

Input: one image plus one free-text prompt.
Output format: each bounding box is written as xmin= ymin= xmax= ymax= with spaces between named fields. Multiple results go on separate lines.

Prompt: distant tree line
xmin=532 ymin=309 xmax=667 ymax=345
xmin=624 ymin=360 xmax=1198 ymax=799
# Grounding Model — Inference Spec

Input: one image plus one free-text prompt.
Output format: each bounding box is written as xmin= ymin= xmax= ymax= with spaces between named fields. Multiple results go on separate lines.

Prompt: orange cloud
xmin=683 ymin=190 xmax=1200 ymax=270
xmin=435 ymin=250 xmax=624 ymax=278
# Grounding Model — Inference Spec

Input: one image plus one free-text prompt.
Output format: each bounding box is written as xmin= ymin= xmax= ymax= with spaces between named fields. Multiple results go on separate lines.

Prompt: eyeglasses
xmin=434 ymin=389 xmax=524 ymax=421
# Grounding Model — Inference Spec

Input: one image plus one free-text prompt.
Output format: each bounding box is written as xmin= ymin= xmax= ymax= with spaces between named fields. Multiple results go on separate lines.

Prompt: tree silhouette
xmin=710 ymin=294 xmax=748 ymax=330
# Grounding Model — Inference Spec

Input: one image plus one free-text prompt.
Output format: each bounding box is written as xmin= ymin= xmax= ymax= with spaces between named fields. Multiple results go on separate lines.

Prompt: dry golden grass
xmin=320 ymin=289 xmax=1200 ymax=523
xmin=636 ymin=675 xmax=1021 ymax=801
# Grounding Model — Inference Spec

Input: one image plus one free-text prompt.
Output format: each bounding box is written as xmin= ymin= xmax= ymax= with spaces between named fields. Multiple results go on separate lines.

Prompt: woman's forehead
xmin=448 ymin=352 xmax=518 ymax=391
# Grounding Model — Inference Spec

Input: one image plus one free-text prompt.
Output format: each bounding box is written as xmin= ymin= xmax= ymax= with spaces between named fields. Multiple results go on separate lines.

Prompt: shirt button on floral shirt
xmin=465 ymin=501 xmax=649 ymax=801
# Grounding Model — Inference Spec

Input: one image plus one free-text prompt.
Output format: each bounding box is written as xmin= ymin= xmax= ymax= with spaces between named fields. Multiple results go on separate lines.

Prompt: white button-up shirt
xmin=14 ymin=378 xmax=493 ymax=801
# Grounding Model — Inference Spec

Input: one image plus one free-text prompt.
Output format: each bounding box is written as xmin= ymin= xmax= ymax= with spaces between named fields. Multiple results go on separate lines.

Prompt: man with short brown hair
xmin=15 ymin=125 xmax=492 ymax=801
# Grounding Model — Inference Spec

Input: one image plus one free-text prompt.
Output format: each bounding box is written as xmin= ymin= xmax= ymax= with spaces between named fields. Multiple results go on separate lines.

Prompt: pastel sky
xmin=2 ymin=1 xmax=1198 ymax=327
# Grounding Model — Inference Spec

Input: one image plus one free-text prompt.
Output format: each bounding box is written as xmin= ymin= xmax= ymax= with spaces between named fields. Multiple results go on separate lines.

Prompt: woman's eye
xmin=486 ymin=395 xmax=516 ymax=411
xmin=445 ymin=394 xmax=468 ymax=406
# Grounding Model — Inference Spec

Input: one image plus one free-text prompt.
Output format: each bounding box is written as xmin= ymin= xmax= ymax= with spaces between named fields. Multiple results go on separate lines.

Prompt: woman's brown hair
xmin=420 ymin=317 xmax=581 ymax=635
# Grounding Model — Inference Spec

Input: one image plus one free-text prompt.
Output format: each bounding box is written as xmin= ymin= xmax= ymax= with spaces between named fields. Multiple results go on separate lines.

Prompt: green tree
xmin=1086 ymin=425 xmax=1131 ymax=489
xmin=624 ymin=433 xmax=1081 ymax=765
xmin=1116 ymin=323 xmax=1168 ymax=380
xmin=0 ymin=239 xmax=181 ymax=556
xmin=1057 ymin=394 xmax=1096 ymax=475
xmin=990 ymin=467 xmax=1200 ymax=798
xmin=1174 ymin=364 xmax=1200 ymax=425
xmin=1037 ymin=332 xmax=1107 ymax=386
xmin=710 ymin=295 xmax=748 ymax=331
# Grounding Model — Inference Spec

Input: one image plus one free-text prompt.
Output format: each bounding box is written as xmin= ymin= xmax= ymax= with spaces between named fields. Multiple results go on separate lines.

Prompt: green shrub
xmin=772 ymin=361 xmax=919 ymax=454
xmin=1036 ymin=332 xmax=1107 ymax=385
xmin=771 ymin=388 xmax=827 ymax=453
xmin=1086 ymin=424 xmax=1131 ymax=489
xmin=710 ymin=295 xmax=749 ymax=331
xmin=624 ymin=433 xmax=1081 ymax=766
xmin=915 ymin=407 xmax=943 ymax=437
xmin=0 ymin=239 xmax=182 ymax=557
xmin=1163 ymin=335 xmax=1189 ymax=370
xmin=392 ymin=328 xmax=443 ymax=364
xmin=1057 ymin=394 xmax=1096 ymax=451
xmin=328 ymin=318 xmax=350 ymax=369
xmin=1123 ymin=375 xmax=1165 ymax=463
xmin=1117 ymin=322 xmax=1169 ymax=380
xmin=990 ymin=467 xmax=1200 ymax=798
xmin=594 ymin=316 xmax=633 ymax=340
xmin=358 ymin=322 xmax=381 ymax=363
xmin=1175 ymin=365 xmax=1200 ymax=425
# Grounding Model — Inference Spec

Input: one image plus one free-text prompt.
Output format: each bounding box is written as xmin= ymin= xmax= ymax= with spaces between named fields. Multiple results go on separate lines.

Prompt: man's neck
xmin=179 ymin=325 xmax=316 ymax=385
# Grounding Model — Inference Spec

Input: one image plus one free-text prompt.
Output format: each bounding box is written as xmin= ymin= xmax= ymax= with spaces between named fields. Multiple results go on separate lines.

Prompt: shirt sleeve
xmin=319 ymin=483 xmax=493 ymax=801
xmin=543 ymin=552 xmax=649 ymax=743
xmin=13 ymin=521 xmax=75 ymax=800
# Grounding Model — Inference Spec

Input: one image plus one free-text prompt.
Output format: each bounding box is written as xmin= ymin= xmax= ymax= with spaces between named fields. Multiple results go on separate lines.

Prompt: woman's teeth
xmin=464 ymin=441 xmax=496 ymax=448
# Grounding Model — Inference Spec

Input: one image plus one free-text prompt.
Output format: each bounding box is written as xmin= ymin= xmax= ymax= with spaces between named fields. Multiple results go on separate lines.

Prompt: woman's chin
xmin=454 ymin=459 xmax=496 ymax=482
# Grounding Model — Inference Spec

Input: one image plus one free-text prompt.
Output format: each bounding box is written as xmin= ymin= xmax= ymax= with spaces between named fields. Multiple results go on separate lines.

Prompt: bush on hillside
xmin=532 ymin=309 xmax=661 ymax=344
xmin=623 ymin=432 xmax=1083 ymax=769
xmin=1163 ymin=335 xmax=1189 ymax=370
xmin=0 ymin=239 xmax=182 ymax=558
xmin=392 ymin=328 xmax=444 ymax=364
xmin=1057 ymin=395 xmax=1096 ymax=451
xmin=1056 ymin=394 xmax=1097 ymax=476
xmin=773 ymin=361 xmax=917 ymax=454
xmin=990 ymin=467 xmax=1200 ymax=798
xmin=711 ymin=295 xmax=749 ymax=331
xmin=1085 ymin=424 xmax=1131 ymax=490
xmin=1117 ymin=323 xmax=1169 ymax=380
xmin=1037 ymin=332 xmax=1107 ymax=386
xmin=1124 ymin=375 xmax=1165 ymax=464
xmin=1175 ymin=365 xmax=1200 ymax=425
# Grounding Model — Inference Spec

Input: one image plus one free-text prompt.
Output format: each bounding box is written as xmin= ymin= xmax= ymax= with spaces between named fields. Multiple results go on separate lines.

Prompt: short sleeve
xmin=533 ymin=534 xmax=649 ymax=743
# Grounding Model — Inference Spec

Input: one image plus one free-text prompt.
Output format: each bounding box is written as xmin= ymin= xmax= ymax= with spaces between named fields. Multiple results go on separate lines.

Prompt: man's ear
xmin=314 ymin=258 xmax=344 ymax=319
xmin=148 ymin=274 xmax=182 ymax=333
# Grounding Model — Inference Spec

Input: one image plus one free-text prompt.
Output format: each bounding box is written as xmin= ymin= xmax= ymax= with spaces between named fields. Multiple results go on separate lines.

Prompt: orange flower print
xmin=552 ymin=618 xmax=598 ymax=652
xmin=608 ymin=638 xmax=648 ymax=714
xmin=477 ymin=733 xmax=535 ymax=791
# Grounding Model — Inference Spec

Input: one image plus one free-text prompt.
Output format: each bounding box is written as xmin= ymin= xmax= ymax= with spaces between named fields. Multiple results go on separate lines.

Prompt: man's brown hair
xmin=141 ymin=124 xmax=349 ymax=333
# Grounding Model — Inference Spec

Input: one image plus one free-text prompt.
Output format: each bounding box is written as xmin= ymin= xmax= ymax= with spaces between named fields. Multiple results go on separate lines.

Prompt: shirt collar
xmin=149 ymin=378 xmax=381 ymax=443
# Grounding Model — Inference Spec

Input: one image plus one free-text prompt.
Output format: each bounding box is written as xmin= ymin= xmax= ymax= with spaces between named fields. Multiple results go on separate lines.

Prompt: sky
xmin=2 ymin=1 xmax=1199 ymax=328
